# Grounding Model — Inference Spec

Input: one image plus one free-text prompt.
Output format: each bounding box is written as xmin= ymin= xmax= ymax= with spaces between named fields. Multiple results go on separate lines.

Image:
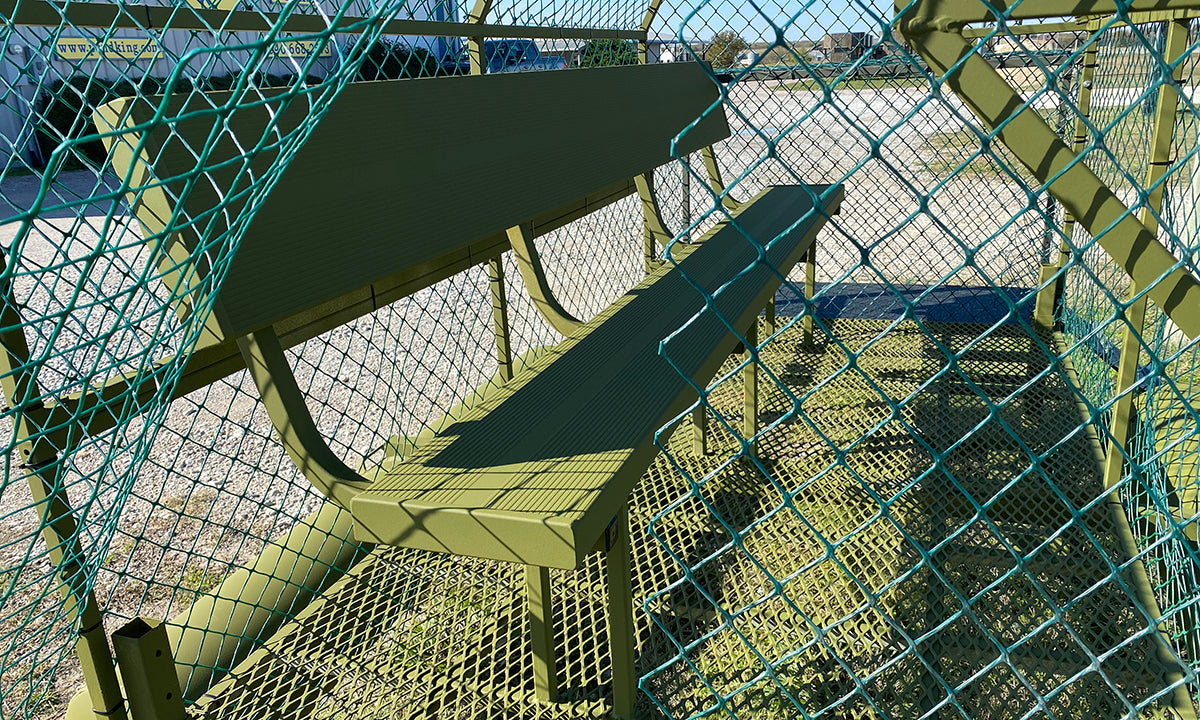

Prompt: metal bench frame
xmin=36 ymin=62 xmax=845 ymax=719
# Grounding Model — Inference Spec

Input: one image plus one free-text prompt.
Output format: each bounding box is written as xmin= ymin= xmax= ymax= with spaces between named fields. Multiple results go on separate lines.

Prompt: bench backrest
xmin=98 ymin=62 xmax=730 ymax=344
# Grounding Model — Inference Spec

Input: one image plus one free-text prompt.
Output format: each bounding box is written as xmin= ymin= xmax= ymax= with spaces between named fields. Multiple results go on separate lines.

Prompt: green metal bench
xmin=96 ymin=62 xmax=842 ymax=718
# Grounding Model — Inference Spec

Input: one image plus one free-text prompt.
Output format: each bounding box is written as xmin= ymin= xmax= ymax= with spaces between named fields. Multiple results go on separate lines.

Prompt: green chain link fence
xmin=3 ymin=0 xmax=1200 ymax=718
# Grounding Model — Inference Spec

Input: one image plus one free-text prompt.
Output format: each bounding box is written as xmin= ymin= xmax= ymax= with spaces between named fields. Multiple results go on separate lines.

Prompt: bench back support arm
xmin=702 ymin=146 xmax=742 ymax=212
xmin=506 ymin=224 xmax=583 ymax=337
xmin=635 ymin=172 xmax=674 ymax=254
xmin=238 ymin=328 xmax=371 ymax=509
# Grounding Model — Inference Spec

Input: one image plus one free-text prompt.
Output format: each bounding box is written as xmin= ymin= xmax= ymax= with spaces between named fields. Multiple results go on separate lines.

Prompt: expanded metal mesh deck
xmin=189 ymin=319 xmax=1190 ymax=720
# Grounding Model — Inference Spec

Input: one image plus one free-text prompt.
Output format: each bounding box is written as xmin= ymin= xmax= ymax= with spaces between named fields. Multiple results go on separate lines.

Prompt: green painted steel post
xmin=0 ymin=263 xmax=127 ymax=720
xmin=467 ymin=0 xmax=514 ymax=382
xmin=605 ymin=506 xmax=636 ymax=720
xmin=744 ymin=320 xmax=758 ymax=457
xmin=1033 ymin=263 xmax=1059 ymax=332
xmin=692 ymin=403 xmax=708 ymax=456
xmin=804 ymin=245 xmax=816 ymax=345
xmin=466 ymin=0 xmax=493 ymax=76
xmin=112 ymin=619 xmax=184 ymax=720
xmin=702 ymin=145 xmax=741 ymax=211
xmin=682 ymin=155 xmax=691 ymax=242
xmin=1102 ymin=17 xmax=1189 ymax=492
xmin=899 ymin=16 xmax=1200 ymax=339
xmin=637 ymin=28 xmax=660 ymax=275
xmin=1055 ymin=332 xmax=1198 ymax=718
xmin=639 ymin=174 xmax=661 ymax=275
xmin=526 ymin=565 xmax=559 ymax=702
xmin=489 ymin=255 xmax=515 ymax=382
xmin=1036 ymin=19 xmax=1096 ymax=329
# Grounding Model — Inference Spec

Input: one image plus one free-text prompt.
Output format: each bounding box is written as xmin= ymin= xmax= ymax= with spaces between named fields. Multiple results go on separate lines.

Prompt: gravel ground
xmin=0 ymin=80 xmax=1083 ymax=719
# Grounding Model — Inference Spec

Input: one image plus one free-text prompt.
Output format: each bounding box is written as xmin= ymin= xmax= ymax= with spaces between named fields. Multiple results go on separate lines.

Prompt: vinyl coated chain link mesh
xmin=1 ymin=0 xmax=1200 ymax=719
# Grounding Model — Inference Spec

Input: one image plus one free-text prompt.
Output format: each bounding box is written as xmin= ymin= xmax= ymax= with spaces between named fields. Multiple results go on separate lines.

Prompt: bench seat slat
xmin=352 ymin=183 xmax=844 ymax=569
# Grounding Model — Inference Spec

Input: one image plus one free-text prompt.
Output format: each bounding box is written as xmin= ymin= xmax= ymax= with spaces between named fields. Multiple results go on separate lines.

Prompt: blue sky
xmin=663 ymin=0 xmax=895 ymax=42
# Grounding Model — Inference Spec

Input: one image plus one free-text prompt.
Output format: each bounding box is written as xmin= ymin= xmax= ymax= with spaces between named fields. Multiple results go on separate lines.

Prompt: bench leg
xmin=606 ymin=505 xmax=636 ymax=720
xmin=526 ymin=565 xmax=559 ymax=702
xmin=744 ymin=321 xmax=758 ymax=458
xmin=692 ymin=402 xmax=708 ymax=456
xmin=765 ymin=296 xmax=775 ymax=336
xmin=803 ymin=245 xmax=816 ymax=345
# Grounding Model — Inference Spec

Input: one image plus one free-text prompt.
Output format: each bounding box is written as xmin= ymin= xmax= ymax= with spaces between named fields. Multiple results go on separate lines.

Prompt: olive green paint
xmin=525 ymin=565 xmax=559 ymax=702
xmin=804 ymin=245 xmax=817 ymax=345
xmin=702 ymin=145 xmax=742 ymax=211
xmin=507 ymin=223 xmax=584 ymax=337
xmin=897 ymin=19 xmax=1200 ymax=340
xmin=1103 ymin=17 xmax=1190 ymax=495
xmin=112 ymin=619 xmax=184 ymax=720
xmin=0 ymin=0 xmax=644 ymax=40
xmin=743 ymin=320 xmax=758 ymax=458
xmin=489 ymin=256 xmax=515 ymax=382
xmin=1054 ymin=333 xmax=1197 ymax=720
xmin=166 ymin=501 xmax=365 ymax=700
xmin=97 ymin=64 xmax=730 ymax=341
xmin=0 ymin=260 xmax=128 ymax=720
xmin=606 ymin=506 xmax=636 ymax=720
xmin=238 ymin=327 xmax=371 ymax=509
xmin=351 ymin=184 xmax=842 ymax=568
xmin=900 ymin=0 xmax=1200 ymax=28
xmin=638 ymin=174 xmax=676 ymax=256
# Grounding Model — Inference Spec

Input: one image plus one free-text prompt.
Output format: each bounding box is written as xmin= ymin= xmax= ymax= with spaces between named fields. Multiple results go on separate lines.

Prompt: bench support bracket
xmin=507 ymin=223 xmax=583 ymax=337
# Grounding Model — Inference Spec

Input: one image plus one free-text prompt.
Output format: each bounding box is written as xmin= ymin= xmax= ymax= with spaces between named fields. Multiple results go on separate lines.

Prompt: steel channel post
xmin=466 ymin=0 xmax=514 ymax=382
xmin=489 ymin=254 xmax=515 ymax=381
xmin=804 ymin=245 xmax=817 ymax=345
xmin=0 ymin=263 xmax=127 ymax=720
xmin=525 ymin=565 xmax=559 ymax=702
xmin=1102 ymin=17 xmax=1190 ymax=493
xmin=898 ymin=20 xmax=1200 ymax=339
xmin=605 ymin=505 xmax=636 ymax=720
xmin=1036 ymin=19 xmax=1100 ymax=328
xmin=744 ymin=320 xmax=758 ymax=458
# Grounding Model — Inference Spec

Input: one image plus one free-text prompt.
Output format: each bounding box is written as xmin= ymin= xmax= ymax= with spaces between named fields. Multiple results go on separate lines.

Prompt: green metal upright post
xmin=682 ymin=155 xmax=691 ymax=242
xmin=525 ymin=565 xmax=559 ymax=702
xmin=0 ymin=263 xmax=127 ymax=720
xmin=467 ymin=0 xmax=513 ymax=381
xmin=638 ymin=0 xmax=661 ymax=65
xmin=605 ymin=506 xmax=636 ymax=720
xmin=804 ymin=246 xmax=816 ymax=345
xmin=489 ymin=255 xmax=515 ymax=381
xmin=744 ymin=321 xmax=758 ymax=457
xmin=466 ymin=0 xmax=493 ymax=73
xmin=112 ymin=619 xmax=184 ymax=720
xmin=1035 ymin=20 xmax=1098 ymax=330
xmin=692 ymin=402 xmax=708 ymax=455
xmin=1103 ymin=17 xmax=1188 ymax=493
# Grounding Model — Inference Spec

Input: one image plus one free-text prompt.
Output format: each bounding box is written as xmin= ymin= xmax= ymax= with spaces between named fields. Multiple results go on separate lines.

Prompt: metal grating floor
xmin=189 ymin=319 xmax=1194 ymax=720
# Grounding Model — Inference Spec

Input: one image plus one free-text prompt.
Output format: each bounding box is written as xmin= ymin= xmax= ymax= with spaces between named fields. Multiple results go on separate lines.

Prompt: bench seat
xmin=352 ymin=183 xmax=844 ymax=569
xmin=92 ymin=60 xmax=841 ymax=719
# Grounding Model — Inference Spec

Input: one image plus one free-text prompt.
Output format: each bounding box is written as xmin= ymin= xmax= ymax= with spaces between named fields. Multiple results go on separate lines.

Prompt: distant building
xmin=645 ymin=37 xmax=701 ymax=64
xmin=818 ymin=32 xmax=875 ymax=62
xmin=539 ymin=38 xmax=583 ymax=67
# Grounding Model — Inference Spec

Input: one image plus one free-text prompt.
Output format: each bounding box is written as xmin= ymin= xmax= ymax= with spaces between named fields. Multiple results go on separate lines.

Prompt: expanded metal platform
xmin=188 ymin=318 xmax=1192 ymax=720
